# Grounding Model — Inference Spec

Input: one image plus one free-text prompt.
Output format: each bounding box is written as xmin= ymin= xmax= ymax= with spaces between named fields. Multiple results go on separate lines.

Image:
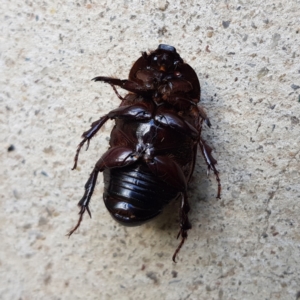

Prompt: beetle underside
xmin=68 ymin=44 xmax=221 ymax=262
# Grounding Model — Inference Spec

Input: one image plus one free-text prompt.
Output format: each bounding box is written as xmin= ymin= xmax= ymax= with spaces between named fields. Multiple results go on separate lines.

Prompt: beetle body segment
xmin=103 ymin=164 xmax=178 ymax=226
xmin=68 ymin=45 xmax=221 ymax=262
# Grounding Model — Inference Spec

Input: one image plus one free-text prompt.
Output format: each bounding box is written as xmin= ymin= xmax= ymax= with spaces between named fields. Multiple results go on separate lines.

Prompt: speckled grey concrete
xmin=1 ymin=1 xmax=300 ymax=299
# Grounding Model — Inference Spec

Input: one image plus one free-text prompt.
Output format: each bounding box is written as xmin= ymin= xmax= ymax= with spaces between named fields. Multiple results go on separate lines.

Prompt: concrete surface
xmin=1 ymin=1 xmax=300 ymax=299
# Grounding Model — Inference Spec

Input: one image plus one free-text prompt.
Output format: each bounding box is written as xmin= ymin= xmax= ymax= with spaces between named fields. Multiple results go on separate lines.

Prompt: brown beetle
xmin=68 ymin=44 xmax=221 ymax=262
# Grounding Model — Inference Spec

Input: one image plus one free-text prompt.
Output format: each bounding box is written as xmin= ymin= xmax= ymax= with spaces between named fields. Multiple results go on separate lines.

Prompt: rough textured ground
xmin=1 ymin=1 xmax=300 ymax=299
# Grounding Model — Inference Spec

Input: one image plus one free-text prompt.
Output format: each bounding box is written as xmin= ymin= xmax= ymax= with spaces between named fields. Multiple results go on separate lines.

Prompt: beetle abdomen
xmin=103 ymin=163 xmax=179 ymax=226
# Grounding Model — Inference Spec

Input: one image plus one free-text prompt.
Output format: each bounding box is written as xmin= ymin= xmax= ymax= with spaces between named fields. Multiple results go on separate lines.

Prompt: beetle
xmin=68 ymin=44 xmax=221 ymax=262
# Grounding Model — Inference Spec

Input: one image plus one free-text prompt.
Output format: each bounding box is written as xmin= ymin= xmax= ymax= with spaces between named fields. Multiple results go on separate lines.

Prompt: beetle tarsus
xmin=172 ymin=192 xmax=191 ymax=262
xmin=172 ymin=233 xmax=187 ymax=263
xmin=67 ymin=206 xmax=86 ymax=237
xmin=68 ymin=167 xmax=99 ymax=235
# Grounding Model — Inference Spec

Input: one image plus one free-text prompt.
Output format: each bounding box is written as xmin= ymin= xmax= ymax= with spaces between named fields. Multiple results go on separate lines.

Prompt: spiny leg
xmin=68 ymin=146 xmax=138 ymax=236
xmin=195 ymin=105 xmax=220 ymax=198
xmin=145 ymin=155 xmax=191 ymax=262
xmin=67 ymin=166 xmax=99 ymax=236
xmin=72 ymin=115 xmax=109 ymax=170
xmin=172 ymin=192 xmax=191 ymax=263
xmin=92 ymin=76 xmax=149 ymax=94
xmin=74 ymin=77 xmax=151 ymax=170
xmin=72 ymin=102 xmax=152 ymax=170
xmin=199 ymin=139 xmax=221 ymax=199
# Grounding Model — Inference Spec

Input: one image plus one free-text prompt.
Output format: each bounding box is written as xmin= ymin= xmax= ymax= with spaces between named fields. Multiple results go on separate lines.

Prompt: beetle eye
xmin=174 ymin=71 xmax=181 ymax=77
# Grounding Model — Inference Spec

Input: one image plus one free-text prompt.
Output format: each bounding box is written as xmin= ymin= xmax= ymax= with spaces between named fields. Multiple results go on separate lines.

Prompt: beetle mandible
xmin=68 ymin=44 xmax=221 ymax=262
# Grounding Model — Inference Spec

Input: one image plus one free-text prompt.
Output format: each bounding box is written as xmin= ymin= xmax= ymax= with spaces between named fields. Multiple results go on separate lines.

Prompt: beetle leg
xmin=92 ymin=76 xmax=150 ymax=94
xmin=67 ymin=166 xmax=99 ymax=236
xmin=199 ymin=139 xmax=221 ymax=199
xmin=172 ymin=192 xmax=191 ymax=263
xmin=188 ymin=105 xmax=211 ymax=129
xmin=146 ymin=155 xmax=187 ymax=192
xmin=97 ymin=146 xmax=138 ymax=170
xmin=159 ymin=78 xmax=193 ymax=94
xmin=72 ymin=115 xmax=109 ymax=170
xmin=146 ymin=155 xmax=193 ymax=262
xmin=109 ymin=84 xmax=126 ymax=101
xmin=197 ymin=105 xmax=211 ymax=127
xmin=155 ymin=110 xmax=199 ymax=139
xmin=68 ymin=146 xmax=138 ymax=236
xmin=161 ymin=94 xmax=197 ymax=111
xmin=73 ymin=103 xmax=152 ymax=170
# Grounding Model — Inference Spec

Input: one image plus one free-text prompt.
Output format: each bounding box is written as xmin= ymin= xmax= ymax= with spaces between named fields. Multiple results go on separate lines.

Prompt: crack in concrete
xmin=259 ymin=148 xmax=300 ymax=243
xmin=285 ymin=149 xmax=300 ymax=170
xmin=259 ymin=180 xmax=280 ymax=242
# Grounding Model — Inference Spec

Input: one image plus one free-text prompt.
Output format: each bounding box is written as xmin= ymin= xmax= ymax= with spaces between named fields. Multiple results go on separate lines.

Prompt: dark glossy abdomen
xmin=103 ymin=163 xmax=179 ymax=226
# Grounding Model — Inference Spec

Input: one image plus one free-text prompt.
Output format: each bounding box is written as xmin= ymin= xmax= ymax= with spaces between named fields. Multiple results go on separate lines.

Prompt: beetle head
xmin=149 ymin=44 xmax=183 ymax=72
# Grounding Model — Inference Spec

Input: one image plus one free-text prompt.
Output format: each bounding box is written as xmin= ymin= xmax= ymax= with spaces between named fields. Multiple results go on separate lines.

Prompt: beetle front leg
xmin=92 ymin=76 xmax=150 ymax=95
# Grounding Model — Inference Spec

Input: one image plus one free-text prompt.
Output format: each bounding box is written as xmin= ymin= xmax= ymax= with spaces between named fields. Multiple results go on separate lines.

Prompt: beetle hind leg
xmin=67 ymin=205 xmax=90 ymax=237
xmin=172 ymin=192 xmax=191 ymax=262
